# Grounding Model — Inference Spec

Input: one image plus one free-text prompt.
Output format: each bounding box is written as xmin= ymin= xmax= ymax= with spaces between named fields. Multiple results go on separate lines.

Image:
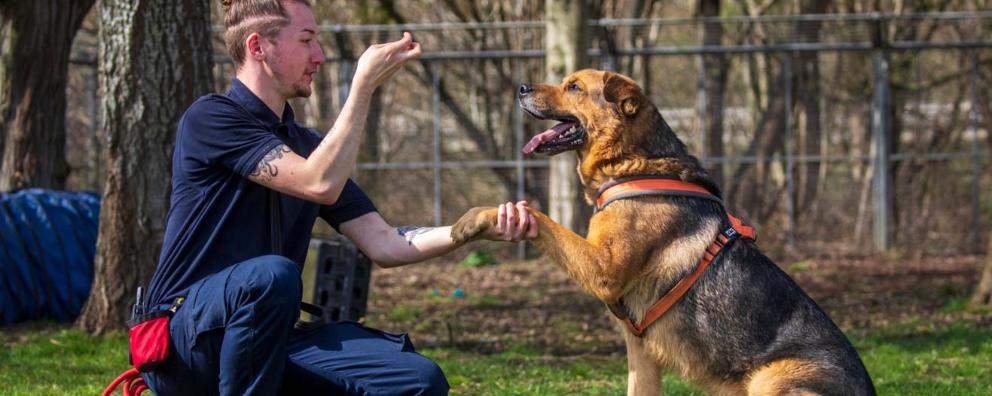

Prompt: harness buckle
xmin=723 ymin=227 xmax=738 ymax=239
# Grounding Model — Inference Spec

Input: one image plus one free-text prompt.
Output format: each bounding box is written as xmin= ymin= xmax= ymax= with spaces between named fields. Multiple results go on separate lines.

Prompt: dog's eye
xmin=567 ymin=83 xmax=581 ymax=92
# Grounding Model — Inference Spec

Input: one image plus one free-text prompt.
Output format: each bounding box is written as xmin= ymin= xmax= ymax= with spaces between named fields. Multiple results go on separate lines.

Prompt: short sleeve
xmin=177 ymin=95 xmax=283 ymax=177
xmin=319 ymin=179 xmax=378 ymax=230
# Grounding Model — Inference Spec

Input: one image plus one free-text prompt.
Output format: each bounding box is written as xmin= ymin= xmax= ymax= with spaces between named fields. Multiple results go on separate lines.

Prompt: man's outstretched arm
xmin=338 ymin=201 xmax=537 ymax=268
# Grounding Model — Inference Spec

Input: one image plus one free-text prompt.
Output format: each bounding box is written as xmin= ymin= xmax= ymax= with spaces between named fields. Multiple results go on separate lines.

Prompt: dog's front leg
xmin=451 ymin=206 xmax=643 ymax=303
xmin=625 ymin=328 xmax=662 ymax=396
xmin=524 ymin=208 xmax=650 ymax=303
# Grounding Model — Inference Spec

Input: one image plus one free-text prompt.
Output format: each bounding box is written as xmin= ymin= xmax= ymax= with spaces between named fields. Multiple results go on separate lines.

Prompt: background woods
xmin=0 ymin=0 xmax=989 ymax=332
xmin=0 ymin=0 xmax=95 ymax=191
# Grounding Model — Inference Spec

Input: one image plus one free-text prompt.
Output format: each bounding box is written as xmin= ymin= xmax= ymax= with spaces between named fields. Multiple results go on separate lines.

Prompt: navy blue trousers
xmin=142 ymin=255 xmax=449 ymax=395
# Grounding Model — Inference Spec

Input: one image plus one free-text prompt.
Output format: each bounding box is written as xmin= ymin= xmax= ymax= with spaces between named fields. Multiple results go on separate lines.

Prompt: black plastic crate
xmin=307 ymin=237 xmax=372 ymax=322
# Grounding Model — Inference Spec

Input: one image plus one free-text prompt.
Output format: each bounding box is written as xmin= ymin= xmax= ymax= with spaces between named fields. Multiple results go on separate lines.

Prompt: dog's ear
xmin=603 ymin=72 xmax=641 ymax=117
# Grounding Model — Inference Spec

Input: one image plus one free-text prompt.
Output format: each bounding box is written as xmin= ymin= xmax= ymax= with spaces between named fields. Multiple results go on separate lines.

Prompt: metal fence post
xmin=431 ymin=61 xmax=443 ymax=226
xmin=871 ymin=23 xmax=892 ymax=253
xmin=783 ymin=53 xmax=795 ymax=249
xmin=969 ymin=51 xmax=982 ymax=253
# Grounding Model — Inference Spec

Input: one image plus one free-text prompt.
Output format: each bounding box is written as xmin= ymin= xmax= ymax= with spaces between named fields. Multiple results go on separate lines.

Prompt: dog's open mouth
xmin=522 ymin=118 xmax=587 ymax=155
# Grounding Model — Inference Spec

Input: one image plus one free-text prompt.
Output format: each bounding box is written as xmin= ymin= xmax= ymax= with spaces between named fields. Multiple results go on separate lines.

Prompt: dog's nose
xmin=518 ymin=84 xmax=533 ymax=97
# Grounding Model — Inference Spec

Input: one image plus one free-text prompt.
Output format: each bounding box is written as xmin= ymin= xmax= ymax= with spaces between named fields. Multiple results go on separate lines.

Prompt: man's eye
xmin=567 ymin=83 xmax=580 ymax=92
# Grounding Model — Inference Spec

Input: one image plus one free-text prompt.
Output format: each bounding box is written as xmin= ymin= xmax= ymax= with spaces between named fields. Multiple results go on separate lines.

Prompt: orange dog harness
xmin=596 ymin=176 xmax=756 ymax=337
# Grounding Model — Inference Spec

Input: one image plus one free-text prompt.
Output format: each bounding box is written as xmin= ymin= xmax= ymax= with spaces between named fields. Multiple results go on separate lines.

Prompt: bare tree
xmin=78 ymin=0 xmax=213 ymax=334
xmin=970 ymin=50 xmax=992 ymax=307
xmin=624 ymin=0 xmax=657 ymax=92
xmin=546 ymin=0 xmax=592 ymax=234
xmin=697 ymin=0 xmax=728 ymax=186
xmin=971 ymin=236 xmax=992 ymax=307
xmin=794 ymin=0 xmax=830 ymax=218
xmin=0 ymin=0 xmax=95 ymax=191
xmin=372 ymin=0 xmax=545 ymax=201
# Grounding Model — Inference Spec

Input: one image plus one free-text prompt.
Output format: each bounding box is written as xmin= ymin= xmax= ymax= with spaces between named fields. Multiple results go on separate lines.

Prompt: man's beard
xmin=269 ymin=56 xmax=313 ymax=99
xmin=275 ymin=69 xmax=312 ymax=98
xmin=289 ymin=80 xmax=312 ymax=98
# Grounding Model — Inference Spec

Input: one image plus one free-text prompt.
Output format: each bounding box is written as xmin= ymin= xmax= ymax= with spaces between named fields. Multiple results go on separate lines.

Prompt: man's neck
xmin=236 ymin=70 xmax=286 ymax=120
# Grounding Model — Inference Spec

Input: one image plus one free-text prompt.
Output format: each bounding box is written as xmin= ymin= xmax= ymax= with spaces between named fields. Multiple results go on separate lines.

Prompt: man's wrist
xmin=348 ymin=78 xmax=376 ymax=99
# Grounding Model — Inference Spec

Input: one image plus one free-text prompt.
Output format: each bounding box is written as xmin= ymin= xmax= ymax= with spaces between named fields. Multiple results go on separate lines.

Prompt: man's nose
xmin=312 ymin=43 xmax=326 ymax=65
xmin=518 ymin=84 xmax=533 ymax=98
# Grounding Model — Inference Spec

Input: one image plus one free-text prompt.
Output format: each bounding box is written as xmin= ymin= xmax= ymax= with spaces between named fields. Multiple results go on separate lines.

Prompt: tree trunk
xmin=0 ymin=0 xmax=95 ymax=191
xmin=794 ymin=0 xmax=830 ymax=218
xmin=970 ymin=37 xmax=992 ymax=307
xmin=697 ymin=0 xmax=727 ymax=187
xmin=727 ymin=67 xmax=787 ymax=222
xmin=77 ymin=0 xmax=213 ymax=334
xmin=623 ymin=0 xmax=653 ymax=80
xmin=546 ymin=0 xmax=591 ymax=234
xmin=971 ymin=234 xmax=992 ymax=307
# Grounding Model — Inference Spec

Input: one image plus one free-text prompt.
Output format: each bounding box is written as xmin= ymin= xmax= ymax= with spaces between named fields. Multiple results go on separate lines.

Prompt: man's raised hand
xmin=352 ymin=32 xmax=422 ymax=94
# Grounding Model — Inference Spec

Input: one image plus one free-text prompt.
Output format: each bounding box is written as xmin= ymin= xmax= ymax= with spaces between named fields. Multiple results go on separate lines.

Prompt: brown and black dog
xmin=451 ymin=70 xmax=875 ymax=396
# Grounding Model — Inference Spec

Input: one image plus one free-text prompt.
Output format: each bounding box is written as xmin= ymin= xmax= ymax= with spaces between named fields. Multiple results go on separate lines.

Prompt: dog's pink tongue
xmin=522 ymin=122 xmax=576 ymax=154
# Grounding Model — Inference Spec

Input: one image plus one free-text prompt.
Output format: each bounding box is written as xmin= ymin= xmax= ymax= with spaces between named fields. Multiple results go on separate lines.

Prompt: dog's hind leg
xmin=745 ymin=359 xmax=828 ymax=396
xmin=625 ymin=331 xmax=662 ymax=396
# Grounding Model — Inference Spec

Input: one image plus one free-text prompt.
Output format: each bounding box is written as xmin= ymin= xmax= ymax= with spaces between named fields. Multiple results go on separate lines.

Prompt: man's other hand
xmin=484 ymin=201 xmax=538 ymax=242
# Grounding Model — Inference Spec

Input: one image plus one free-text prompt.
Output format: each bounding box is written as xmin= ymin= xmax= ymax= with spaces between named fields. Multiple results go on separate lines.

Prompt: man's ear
xmin=603 ymin=72 xmax=640 ymax=117
xmin=246 ymin=33 xmax=265 ymax=61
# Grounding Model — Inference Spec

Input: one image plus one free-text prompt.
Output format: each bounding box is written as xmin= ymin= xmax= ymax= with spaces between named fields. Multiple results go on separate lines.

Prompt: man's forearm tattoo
xmin=251 ymin=144 xmax=292 ymax=181
xmin=397 ymin=226 xmax=435 ymax=246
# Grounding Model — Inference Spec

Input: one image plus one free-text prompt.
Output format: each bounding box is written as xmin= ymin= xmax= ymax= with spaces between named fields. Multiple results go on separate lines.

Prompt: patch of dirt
xmin=366 ymin=257 xmax=624 ymax=356
xmin=789 ymin=256 xmax=984 ymax=330
xmin=0 ymin=321 xmax=69 ymax=347
xmin=365 ymin=255 xmax=989 ymax=355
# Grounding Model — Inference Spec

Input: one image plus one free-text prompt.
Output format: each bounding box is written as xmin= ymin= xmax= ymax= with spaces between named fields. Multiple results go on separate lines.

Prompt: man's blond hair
xmin=221 ymin=0 xmax=312 ymax=65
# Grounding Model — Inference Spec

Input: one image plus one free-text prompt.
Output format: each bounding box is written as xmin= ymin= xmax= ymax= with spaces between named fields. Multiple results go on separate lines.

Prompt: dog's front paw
xmin=451 ymin=207 xmax=498 ymax=243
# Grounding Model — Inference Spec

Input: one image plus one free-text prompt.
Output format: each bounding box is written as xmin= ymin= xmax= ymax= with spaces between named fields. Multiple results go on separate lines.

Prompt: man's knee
xmin=409 ymin=355 xmax=449 ymax=396
xmin=237 ymin=255 xmax=302 ymax=302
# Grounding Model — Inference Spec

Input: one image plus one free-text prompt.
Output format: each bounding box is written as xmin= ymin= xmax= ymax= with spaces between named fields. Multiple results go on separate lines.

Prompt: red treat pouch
xmin=126 ymin=297 xmax=182 ymax=372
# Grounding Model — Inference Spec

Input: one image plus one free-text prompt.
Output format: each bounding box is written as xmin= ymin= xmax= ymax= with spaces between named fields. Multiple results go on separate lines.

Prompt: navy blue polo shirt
xmin=146 ymin=79 xmax=377 ymax=307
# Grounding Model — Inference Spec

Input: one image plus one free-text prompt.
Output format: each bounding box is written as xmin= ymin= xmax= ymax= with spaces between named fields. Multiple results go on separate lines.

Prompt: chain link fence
xmin=70 ymin=12 xmax=992 ymax=261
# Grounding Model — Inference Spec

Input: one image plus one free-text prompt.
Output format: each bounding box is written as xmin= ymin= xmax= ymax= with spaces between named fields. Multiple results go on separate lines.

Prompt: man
xmin=141 ymin=0 xmax=537 ymax=394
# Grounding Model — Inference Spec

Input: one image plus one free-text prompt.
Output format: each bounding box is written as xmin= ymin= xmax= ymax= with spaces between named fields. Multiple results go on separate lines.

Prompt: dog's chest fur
xmin=597 ymin=199 xmax=749 ymax=393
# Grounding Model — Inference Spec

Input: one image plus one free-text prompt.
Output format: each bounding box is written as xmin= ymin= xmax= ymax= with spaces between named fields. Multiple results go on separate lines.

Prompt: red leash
xmin=103 ymin=368 xmax=148 ymax=396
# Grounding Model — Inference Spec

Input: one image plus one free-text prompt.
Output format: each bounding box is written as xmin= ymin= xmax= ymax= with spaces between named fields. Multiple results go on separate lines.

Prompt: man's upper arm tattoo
xmin=250 ymin=144 xmax=292 ymax=181
xmin=397 ymin=226 xmax=435 ymax=246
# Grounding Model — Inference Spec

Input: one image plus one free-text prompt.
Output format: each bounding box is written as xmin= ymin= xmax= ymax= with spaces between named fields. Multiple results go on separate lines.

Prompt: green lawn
xmin=2 ymin=319 xmax=990 ymax=395
xmin=0 ymin=323 xmax=128 ymax=396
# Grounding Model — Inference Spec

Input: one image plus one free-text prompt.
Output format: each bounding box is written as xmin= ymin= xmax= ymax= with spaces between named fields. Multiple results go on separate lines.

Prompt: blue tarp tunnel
xmin=0 ymin=189 xmax=100 ymax=325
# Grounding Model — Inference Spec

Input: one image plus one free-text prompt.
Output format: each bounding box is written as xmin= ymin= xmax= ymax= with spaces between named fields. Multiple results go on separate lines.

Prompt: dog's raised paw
xmin=451 ymin=207 xmax=497 ymax=243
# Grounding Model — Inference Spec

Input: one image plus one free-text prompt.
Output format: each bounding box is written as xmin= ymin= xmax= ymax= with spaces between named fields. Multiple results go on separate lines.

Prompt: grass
xmin=0 ymin=324 xmax=128 ymax=396
xmin=857 ymin=320 xmax=992 ymax=395
xmin=421 ymin=345 xmax=703 ymax=395
xmin=2 ymin=319 xmax=991 ymax=395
